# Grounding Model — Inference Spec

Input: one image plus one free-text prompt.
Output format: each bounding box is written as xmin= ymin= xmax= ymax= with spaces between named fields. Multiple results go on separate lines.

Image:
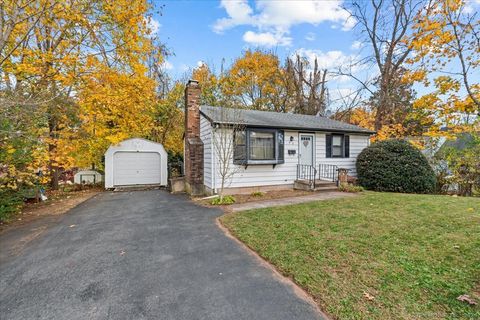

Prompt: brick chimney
xmin=184 ymin=80 xmax=204 ymax=195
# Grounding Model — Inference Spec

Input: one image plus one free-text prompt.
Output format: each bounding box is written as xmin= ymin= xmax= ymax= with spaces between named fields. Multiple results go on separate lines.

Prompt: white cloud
xmin=161 ymin=60 xmax=173 ymax=70
xmin=243 ymin=31 xmax=292 ymax=47
xmin=213 ymin=0 xmax=353 ymax=47
xmin=351 ymin=40 xmax=363 ymax=50
xmin=305 ymin=32 xmax=316 ymax=41
xmin=295 ymin=48 xmax=357 ymax=70
xmin=213 ymin=0 xmax=254 ymax=33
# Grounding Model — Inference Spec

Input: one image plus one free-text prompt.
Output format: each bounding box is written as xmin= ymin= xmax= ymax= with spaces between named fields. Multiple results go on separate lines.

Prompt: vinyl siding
xmin=200 ymin=115 xmax=213 ymax=189
xmin=212 ymin=130 xmax=299 ymax=189
xmin=315 ymin=133 xmax=369 ymax=176
xmin=210 ymin=129 xmax=370 ymax=190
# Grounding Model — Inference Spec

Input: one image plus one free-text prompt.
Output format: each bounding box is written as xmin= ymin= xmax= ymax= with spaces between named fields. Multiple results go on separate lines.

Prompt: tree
xmin=212 ymin=108 xmax=245 ymax=202
xmin=342 ymin=0 xmax=422 ymax=132
xmin=192 ymin=63 xmax=223 ymax=106
xmin=407 ymin=0 xmax=480 ymax=137
xmin=222 ymin=50 xmax=284 ymax=111
xmin=1 ymin=0 xmax=161 ymax=190
xmin=150 ymin=82 xmax=184 ymax=156
xmin=285 ymin=55 xmax=329 ymax=116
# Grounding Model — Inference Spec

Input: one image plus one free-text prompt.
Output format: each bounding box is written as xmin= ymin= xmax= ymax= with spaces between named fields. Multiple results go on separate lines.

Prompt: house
xmin=183 ymin=80 xmax=375 ymax=195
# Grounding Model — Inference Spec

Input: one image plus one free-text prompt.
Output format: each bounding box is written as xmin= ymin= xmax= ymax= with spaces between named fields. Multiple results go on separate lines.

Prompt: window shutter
xmin=326 ymin=134 xmax=332 ymax=158
xmin=344 ymin=135 xmax=350 ymax=158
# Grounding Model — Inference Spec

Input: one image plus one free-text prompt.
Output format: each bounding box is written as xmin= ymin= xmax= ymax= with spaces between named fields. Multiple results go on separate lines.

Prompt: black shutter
xmin=344 ymin=135 xmax=350 ymax=158
xmin=326 ymin=134 xmax=332 ymax=158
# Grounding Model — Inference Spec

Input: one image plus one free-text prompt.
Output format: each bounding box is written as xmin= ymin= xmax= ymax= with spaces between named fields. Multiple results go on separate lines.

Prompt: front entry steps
xmin=294 ymin=179 xmax=338 ymax=192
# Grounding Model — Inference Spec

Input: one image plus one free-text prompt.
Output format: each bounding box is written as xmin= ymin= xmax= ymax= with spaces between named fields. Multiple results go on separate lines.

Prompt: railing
xmin=318 ymin=164 xmax=338 ymax=182
xmin=297 ymin=164 xmax=317 ymax=189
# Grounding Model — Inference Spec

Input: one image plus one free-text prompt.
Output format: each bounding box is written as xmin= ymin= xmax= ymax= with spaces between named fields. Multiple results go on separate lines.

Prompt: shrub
xmin=250 ymin=191 xmax=264 ymax=197
xmin=356 ymin=139 xmax=436 ymax=193
xmin=338 ymin=183 xmax=364 ymax=193
xmin=211 ymin=195 xmax=236 ymax=205
xmin=0 ymin=189 xmax=24 ymax=223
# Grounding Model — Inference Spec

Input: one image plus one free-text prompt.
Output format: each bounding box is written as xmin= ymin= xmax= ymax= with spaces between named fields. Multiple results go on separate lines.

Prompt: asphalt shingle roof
xmin=200 ymin=105 xmax=374 ymax=134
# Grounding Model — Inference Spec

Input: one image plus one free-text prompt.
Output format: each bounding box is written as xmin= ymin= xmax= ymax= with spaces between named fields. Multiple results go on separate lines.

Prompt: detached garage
xmin=104 ymin=138 xmax=168 ymax=189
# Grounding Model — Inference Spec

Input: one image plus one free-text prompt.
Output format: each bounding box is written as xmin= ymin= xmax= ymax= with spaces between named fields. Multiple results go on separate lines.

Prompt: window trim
xmin=233 ymin=127 xmax=284 ymax=165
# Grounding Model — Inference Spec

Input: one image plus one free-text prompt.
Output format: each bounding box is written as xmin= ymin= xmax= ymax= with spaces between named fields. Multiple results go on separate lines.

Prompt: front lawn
xmin=220 ymin=192 xmax=480 ymax=320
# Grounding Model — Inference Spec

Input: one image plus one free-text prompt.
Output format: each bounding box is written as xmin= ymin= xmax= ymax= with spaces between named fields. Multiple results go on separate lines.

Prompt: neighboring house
xmin=74 ymin=169 xmax=103 ymax=184
xmin=183 ymin=80 xmax=375 ymax=195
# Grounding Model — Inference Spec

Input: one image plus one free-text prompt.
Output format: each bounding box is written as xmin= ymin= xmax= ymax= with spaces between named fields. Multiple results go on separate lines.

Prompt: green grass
xmin=220 ymin=192 xmax=480 ymax=320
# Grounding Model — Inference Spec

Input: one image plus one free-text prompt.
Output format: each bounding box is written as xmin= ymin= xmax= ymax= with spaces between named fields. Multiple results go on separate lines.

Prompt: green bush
xmin=356 ymin=139 xmax=436 ymax=193
xmin=0 ymin=189 xmax=24 ymax=222
xmin=250 ymin=191 xmax=264 ymax=197
xmin=338 ymin=183 xmax=364 ymax=193
xmin=211 ymin=195 xmax=236 ymax=205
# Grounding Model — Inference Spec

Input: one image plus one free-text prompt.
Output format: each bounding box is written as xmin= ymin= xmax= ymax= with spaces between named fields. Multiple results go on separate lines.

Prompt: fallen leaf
xmin=457 ymin=294 xmax=477 ymax=305
xmin=363 ymin=291 xmax=375 ymax=301
xmin=467 ymin=208 xmax=474 ymax=212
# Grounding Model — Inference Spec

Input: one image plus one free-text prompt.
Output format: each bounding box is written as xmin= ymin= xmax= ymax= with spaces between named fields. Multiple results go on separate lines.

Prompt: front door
xmin=299 ymin=134 xmax=314 ymax=166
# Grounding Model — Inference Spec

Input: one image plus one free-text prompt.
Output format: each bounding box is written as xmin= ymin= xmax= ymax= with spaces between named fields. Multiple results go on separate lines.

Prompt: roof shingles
xmin=200 ymin=105 xmax=374 ymax=134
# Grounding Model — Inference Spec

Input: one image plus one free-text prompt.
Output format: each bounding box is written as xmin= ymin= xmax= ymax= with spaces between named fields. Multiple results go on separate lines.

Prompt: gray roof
xmin=200 ymin=105 xmax=374 ymax=134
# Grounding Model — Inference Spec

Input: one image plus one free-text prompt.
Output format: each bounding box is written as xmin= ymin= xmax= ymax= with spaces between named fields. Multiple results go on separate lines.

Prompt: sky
xmin=150 ymin=0 xmax=480 ymax=104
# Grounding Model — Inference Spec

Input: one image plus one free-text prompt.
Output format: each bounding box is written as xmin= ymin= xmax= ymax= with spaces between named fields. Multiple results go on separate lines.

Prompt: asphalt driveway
xmin=0 ymin=190 xmax=323 ymax=320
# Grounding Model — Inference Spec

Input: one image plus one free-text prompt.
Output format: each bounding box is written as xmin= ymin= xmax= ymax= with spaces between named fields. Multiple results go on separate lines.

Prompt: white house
xmin=183 ymin=80 xmax=374 ymax=195
xmin=104 ymin=138 xmax=168 ymax=189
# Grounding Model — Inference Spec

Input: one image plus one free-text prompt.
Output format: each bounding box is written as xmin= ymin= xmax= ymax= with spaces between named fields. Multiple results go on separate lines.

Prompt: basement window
xmin=234 ymin=128 xmax=284 ymax=165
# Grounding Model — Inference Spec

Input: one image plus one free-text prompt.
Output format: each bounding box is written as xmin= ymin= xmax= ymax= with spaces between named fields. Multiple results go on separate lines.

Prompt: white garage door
xmin=113 ymin=152 xmax=161 ymax=186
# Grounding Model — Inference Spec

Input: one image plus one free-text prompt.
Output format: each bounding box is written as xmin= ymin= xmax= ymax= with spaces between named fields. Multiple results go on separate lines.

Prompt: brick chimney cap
xmin=187 ymin=79 xmax=199 ymax=86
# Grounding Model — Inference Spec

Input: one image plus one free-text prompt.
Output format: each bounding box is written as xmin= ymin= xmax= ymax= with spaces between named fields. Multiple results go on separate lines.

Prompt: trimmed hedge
xmin=356 ymin=139 xmax=436 ymax=193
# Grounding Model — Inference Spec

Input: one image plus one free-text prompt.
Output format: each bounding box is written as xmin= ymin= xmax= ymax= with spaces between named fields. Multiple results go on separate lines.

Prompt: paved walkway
xmin=230 ymin=191 xmax=357 ymax=212
xmin=0 ymin=190 xmax=324 ymax=320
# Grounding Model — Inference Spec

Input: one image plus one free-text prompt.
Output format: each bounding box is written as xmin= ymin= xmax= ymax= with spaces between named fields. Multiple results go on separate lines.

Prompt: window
xmin=332 ymin=135 xmax=343 ymax=157
xmin=249 ymin=131 xmax=275 ymax=160
xmin=234 ymin=131 xmax=246 ymax=161
xmin=234 ymin=128 xmax=284 ymax=165
xmin=326 ymin=134 xmax=350 ymax=158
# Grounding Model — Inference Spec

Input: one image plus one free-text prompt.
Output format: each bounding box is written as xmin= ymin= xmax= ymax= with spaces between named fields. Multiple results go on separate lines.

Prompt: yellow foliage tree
xmin=407 ymin=0 xmax=480 ymax=137
xmin=222 ymin=50 xmax=284 ymax=111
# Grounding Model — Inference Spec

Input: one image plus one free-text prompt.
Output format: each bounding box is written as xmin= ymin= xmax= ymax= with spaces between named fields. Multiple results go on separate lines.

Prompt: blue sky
xmin=153 ymin=1 xmax=359 ymax=74
xmin=151 ymin=0 xmax=480 ymax=105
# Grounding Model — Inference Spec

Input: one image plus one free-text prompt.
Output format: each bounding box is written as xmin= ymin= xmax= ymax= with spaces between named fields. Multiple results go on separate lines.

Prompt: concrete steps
xmin=294 ymin=179 xmax=338 ymax=192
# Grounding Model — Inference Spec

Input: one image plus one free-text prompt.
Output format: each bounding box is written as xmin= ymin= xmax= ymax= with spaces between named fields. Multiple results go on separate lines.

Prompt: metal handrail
xmin=318 ymin=163 xmax=338 ymax=182
xmin=297 ymin=164 xmax=317 ymax=189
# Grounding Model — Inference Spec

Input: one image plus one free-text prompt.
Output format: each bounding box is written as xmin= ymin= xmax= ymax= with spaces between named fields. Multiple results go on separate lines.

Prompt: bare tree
xmin=341 ymin=0 xmax=422 ymax=131
xmin=285 ymin=55 xmax=329 ymax=116
xmin=212 ymin=107 xmax=245 ymax=201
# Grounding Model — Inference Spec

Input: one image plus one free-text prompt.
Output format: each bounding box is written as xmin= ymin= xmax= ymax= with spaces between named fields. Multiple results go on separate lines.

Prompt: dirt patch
xmin=196 ymin=189 xmax=312 ymax=209
xmin=0 ymin=189 xmax=100 ymax=234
